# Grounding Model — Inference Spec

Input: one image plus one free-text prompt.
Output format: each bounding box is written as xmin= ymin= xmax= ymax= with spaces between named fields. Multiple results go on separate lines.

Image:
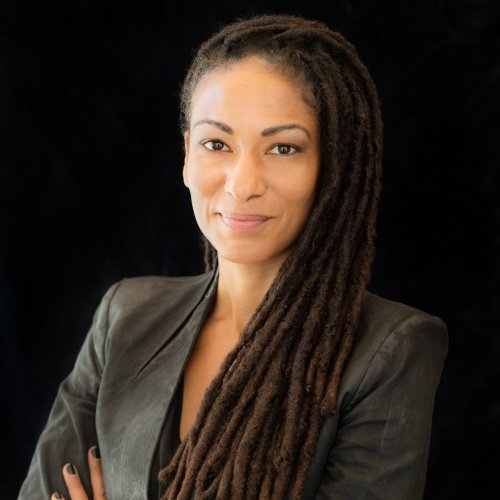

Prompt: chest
xmin=180 ymin=318 xmax=240 ymax=441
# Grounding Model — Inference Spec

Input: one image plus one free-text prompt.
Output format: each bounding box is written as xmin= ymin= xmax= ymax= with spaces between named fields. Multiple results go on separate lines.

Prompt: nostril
xmin=223 ymin=154 xmax=267 ymax=201
xmin=225 ymin=177 xmax=265 ymax=202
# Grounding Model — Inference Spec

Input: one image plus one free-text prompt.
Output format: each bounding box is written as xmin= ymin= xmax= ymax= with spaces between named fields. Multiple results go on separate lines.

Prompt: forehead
xmin=190 ymin=56 xmax=318 ymax=124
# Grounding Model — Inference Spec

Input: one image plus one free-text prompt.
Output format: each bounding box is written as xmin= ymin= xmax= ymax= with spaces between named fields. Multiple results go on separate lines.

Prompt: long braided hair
xmin=159 ymin=13 xmax=383 ymax=499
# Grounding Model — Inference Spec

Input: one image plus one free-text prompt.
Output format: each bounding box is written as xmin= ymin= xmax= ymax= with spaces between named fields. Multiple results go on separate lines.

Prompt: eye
xmin=269 ymin=144 xmax=300 ymax=156
xmin=200 ymin=140 xmax=229 ymax=152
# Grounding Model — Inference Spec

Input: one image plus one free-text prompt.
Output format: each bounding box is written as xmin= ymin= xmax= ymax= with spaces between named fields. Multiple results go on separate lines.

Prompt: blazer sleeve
xmin=17 ymin=281 xmax=122 ymax=500
xmin=315 ymin=312 xmax=449 ymax=500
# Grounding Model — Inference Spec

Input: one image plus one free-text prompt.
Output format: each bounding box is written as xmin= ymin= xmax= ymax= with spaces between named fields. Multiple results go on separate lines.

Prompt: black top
xmin=149 ymin=375 xmax=183 ymax=499
xmin=149 ymin=280 xmax=217 ymax=499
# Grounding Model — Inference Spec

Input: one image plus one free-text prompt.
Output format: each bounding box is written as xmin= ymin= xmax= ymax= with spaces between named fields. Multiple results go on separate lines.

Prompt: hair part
xmin=161 ymin=12 xmax=383 ymax=499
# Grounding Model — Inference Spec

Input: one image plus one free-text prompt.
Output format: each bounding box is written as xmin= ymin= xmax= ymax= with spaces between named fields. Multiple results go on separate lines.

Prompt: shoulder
xmin=87 ymin=270 xmax=216 ymax=375
xmin=108 ymin=271 xmax=215 ymax=305
xmin=90 ymin=270 xmax=215 ymax=348
xmin=358 ymin=289 xmax=447 ymax=337
xmin=99 ymin=271 xmax=215 ymax=321
xmin=337 ymin=290 xmax=449 ymax=412
xmin=356 ymin=289 xmax=449 ymax=360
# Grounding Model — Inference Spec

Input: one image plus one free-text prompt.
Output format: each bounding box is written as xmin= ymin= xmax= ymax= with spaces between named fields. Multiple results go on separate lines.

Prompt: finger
xmin=88 ymin=446 xmax=107 ymax=499
xmin=62 ymin=463 xmax=88 ymax=500
xmin=51 ymin=493 xmax=65 ymax=500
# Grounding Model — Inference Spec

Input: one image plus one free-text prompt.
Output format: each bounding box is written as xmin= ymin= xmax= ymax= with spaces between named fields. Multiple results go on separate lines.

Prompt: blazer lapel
xmin=97 ymin=269 xmax=218 ymax=499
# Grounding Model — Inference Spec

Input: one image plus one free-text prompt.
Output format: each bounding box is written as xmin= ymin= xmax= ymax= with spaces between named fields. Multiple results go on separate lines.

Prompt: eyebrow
xmin=192 ymin=119 xmax=311 ymax=140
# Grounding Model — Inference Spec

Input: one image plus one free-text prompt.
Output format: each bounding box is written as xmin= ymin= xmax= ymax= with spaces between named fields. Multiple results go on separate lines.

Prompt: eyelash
xmin=200 ymin=140 xmax=228 ymax=152
xmin=199 ymin=140 xmax=301 ymax=156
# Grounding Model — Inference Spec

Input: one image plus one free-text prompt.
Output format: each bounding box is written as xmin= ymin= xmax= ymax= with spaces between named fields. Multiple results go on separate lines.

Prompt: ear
xmin=182 ymin=131 xmax=190 ymax=188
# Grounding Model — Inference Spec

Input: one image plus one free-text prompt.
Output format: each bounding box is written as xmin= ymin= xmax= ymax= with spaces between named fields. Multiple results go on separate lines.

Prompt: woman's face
xmin=183 ymin=55 xmax=320 ymax=267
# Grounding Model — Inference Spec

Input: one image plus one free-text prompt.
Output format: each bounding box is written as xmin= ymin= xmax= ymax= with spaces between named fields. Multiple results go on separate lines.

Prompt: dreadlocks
xmin=159 ymin=12 xmax=383 ymax=499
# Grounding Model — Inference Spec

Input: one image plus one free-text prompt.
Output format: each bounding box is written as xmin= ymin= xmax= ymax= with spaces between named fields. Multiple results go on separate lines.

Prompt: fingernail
xmin=66 ymin=463 xmax=76 ymax=475
xmin=92 ymin=446 xmax=101 ymax=459
xmin=53 ymin=493 xmax=63 ymax=499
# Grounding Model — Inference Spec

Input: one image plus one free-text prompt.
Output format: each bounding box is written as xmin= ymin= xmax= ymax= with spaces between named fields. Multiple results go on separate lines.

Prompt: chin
xmin=215 ymin=243 xmax=289 ymax=267
xmin=218 ymin=250 xmax=269 ymax=265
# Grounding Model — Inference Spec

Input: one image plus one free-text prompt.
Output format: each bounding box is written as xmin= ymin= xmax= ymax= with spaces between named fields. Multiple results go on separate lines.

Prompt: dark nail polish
xmin=67 ymin=463 xmax=76 ymax=475
xmin=53 ymin=493 xmax=62 ymax=499
xmin=92 ymin=446 xmax=101 ymax=459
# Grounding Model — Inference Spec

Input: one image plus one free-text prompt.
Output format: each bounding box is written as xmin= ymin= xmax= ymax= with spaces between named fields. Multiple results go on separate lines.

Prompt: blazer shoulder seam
xmin=343 ymin=311 xmax=443 ymax=414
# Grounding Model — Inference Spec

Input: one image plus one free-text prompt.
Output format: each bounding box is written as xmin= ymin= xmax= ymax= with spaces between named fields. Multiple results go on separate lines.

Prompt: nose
xmin=224 ymin=151 xmax=266 ymax=202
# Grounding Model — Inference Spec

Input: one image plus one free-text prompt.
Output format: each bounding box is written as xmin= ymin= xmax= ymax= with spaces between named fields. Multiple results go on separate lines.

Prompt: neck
xmin=213 ymin=257 xmax=283 ymax=337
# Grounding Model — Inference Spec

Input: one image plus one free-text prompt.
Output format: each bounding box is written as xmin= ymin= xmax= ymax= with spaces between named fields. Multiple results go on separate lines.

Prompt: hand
xmin=51 ymin=446 xmax=107 ymax=499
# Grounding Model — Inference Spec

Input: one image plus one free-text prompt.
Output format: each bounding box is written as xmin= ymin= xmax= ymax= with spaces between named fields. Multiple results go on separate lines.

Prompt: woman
xmin=19 ymin=13 xmax=448 ymax=500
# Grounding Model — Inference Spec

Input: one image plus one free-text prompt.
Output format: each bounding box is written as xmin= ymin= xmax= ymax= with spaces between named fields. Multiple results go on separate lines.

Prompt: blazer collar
xmin=131 ymin=266 xmax=218 ymax=382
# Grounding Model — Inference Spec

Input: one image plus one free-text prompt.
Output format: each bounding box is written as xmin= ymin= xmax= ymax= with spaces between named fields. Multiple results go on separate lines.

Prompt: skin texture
xmin=180 ymin=55 xmax=320 ymax=441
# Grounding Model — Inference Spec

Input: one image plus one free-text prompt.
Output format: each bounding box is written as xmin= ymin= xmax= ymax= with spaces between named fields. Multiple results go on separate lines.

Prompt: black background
xmin=1 ymin=0 xmax=499 ymax=498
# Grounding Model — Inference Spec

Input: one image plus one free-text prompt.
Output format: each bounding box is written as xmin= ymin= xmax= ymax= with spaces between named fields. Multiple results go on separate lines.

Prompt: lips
xmin=219 ymin=212 xmax=271 ymax=231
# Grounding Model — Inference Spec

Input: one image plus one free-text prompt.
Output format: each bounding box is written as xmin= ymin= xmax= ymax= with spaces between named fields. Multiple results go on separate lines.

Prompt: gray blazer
xmin=18 ymin=269 xmax=448 ymax=499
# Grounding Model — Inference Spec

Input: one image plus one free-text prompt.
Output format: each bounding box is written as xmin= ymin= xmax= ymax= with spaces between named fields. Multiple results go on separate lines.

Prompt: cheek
xmin=281 ymin=176 xmax=318 ymax=231
xmin=187 ymin=162 xmax=216 ymax=196
xmin=282 ymin=172 xmax=318 ymax=209
xmin=186 ymin=163 xmax=225 ymax=221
